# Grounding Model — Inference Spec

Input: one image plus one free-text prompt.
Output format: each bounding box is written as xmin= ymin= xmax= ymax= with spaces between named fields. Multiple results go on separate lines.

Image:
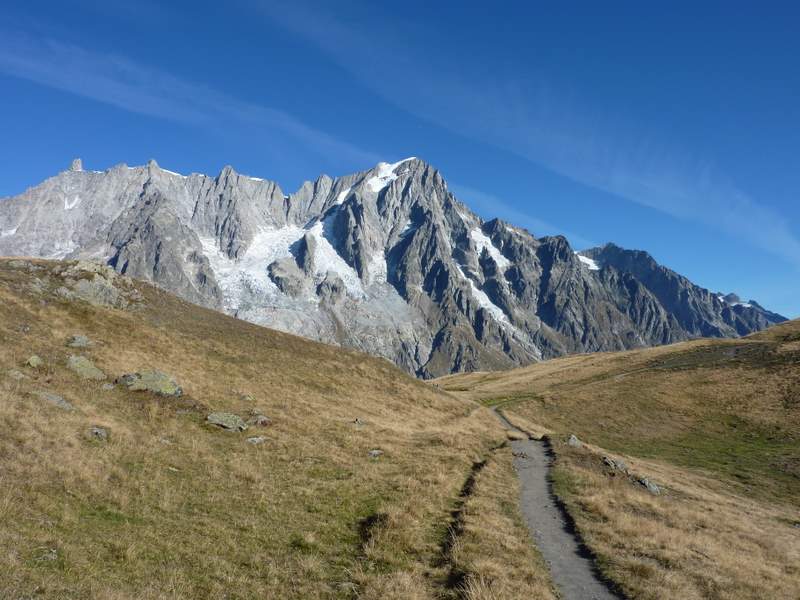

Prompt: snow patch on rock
xmin=308 ymin=220 xmax=364 ymax=297
xmin=334 ymin=186 xmax=352 ymax=205
xmin=455 ymin=264 xmax=512 ymax=327
xmin=576 ymin=253 xmax=600 ymax=271
xmin=200 ymin=227 xmax=305 ymax=306
xmin=470 ymin=228 xmax=510 ymax=268
xmin=365 ymin=158 xmax=415 ymax=193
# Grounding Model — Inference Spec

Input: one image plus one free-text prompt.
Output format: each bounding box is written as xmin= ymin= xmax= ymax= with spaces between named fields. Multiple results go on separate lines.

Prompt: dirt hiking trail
xmin=493 ymin=408 xmax=622 ymax=600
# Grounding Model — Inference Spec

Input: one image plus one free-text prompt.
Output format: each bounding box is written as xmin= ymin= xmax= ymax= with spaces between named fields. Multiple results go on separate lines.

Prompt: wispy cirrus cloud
xmin=260 ymin=1 xmax=800 ymax=269
xmin=0 ymin=31 xmax=379 ymax=167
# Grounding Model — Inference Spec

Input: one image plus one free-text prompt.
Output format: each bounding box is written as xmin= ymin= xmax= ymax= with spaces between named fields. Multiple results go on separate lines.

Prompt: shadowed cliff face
xmin=0 ymin=158 xmax=786 ymax=377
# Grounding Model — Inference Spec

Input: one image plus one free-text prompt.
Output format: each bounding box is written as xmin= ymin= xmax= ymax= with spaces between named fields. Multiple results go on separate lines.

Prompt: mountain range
xmin=0 ymin=157 xmax=785 ymax=377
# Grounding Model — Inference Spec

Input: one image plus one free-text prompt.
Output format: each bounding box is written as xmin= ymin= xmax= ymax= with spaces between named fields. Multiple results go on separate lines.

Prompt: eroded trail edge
xmin=493 ymin=408 xmax=623 ymax=600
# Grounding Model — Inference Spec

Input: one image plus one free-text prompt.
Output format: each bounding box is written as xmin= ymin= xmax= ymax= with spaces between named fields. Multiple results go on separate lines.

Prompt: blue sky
xmin=1 ymin=1 xmax=797 ymax=317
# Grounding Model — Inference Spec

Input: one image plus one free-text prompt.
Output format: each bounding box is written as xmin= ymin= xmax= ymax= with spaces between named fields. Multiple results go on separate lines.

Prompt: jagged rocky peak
xmin=0 ymin=156 xmax=787 ymax=377
xmin=70 ymin=158 xmax=83 ymax=172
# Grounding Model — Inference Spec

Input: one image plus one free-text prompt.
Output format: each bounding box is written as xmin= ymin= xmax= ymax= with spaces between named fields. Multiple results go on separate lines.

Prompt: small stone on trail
xmin=246 ymin=436 xmax=267 ymax=445
xmin=67 ymin=355 xmax=106 ymax=380
xmin=26 ymin=355 xmax=44 ymax=368
xmin=67 ymin=334 xmax=91 ymax=348
xmin=368 ymin=449 xmax=384 ymax=459
xmin=89 ymin=426 xmax=108 ymax=442
xmin=567 ymin=434 xmax=582 ymax=448
xmin=207 ymin=412 xmax=248 ymax=431
xmin=35 ymin=391 xmax=74 ymax=411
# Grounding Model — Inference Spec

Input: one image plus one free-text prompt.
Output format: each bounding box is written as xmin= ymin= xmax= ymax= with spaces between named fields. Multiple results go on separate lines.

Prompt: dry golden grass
xmin=441 ymin=321 xmax=800 ymax=599
xmin=0 ymin=259 xmax=551 ymax=599
xmin=548 ymin=439 xmax=800 ymax=600
xmin=449 ymin=446 xmax=558 ymax=600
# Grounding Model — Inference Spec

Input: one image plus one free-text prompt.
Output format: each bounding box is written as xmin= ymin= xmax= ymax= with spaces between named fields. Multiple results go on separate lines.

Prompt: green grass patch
xmin=612 ymin=415 xmax=799 ymax=502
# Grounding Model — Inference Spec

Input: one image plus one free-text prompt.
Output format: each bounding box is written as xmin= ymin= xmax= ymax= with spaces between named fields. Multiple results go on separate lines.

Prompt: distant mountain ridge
xmin=0 ymin=157 xmax=786 ymax=377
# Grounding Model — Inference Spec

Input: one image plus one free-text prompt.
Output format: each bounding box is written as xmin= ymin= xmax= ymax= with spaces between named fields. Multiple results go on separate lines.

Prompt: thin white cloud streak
xmin=0 ymin=32 xmax=379 ymax=167
xmin=261 ymin=1 xmax=800 ymax=269
xmin=450 ymin=183 xmax=595 ymax=250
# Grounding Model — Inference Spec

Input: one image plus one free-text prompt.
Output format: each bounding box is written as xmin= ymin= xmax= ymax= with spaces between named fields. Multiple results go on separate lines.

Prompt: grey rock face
xmin=0 ymin=158 xmax=786 ymax=377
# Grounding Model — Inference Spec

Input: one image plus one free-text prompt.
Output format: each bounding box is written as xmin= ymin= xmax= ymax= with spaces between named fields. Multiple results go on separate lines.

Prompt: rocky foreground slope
xmin=2 ymin=257 xmax=557 ymax=599
xmin=0 ymin=158 xmax=785 ymax=376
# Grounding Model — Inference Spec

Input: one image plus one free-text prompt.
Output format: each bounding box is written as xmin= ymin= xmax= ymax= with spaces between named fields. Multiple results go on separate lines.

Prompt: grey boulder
xmin=117 ymin=371 xmax=182 ymax=396
xmin=207 ymin=412 xmax=247 ymax=431
xmin=35 ymin=391 xmax=74 ymax=411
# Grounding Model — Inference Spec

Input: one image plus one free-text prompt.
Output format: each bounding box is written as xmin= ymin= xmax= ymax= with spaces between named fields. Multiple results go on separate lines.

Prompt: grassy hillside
xmin=0 ymin=258 xmax=554 ymax=600
xmin=440 ymin=322 xmax=800 ymax=599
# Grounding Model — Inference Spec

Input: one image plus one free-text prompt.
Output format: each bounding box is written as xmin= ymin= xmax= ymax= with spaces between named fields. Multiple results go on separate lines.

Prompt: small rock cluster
xmin=567 ymin=434 xmax=663 ymax=496
xmin=602 ymin=455 xmax=629 ymax=474
xmin=11 ymin=332 xmax=276 ymax=449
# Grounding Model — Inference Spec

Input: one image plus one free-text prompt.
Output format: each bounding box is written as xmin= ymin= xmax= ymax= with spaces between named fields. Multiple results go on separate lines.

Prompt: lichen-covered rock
xmin=207 ymin=412 xmax=247 ymax=431
xmin=26 ymin=355 xmax=44 ymax=368
xmin=117 ymin=371 xmax=182 ymax=396
xmin=67 ymin=355 xmax=106 ymax=380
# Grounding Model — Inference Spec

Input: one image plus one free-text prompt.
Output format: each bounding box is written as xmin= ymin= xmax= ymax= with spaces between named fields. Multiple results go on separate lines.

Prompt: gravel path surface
xmin=494 ymin=408 xmax=622 ymax=600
